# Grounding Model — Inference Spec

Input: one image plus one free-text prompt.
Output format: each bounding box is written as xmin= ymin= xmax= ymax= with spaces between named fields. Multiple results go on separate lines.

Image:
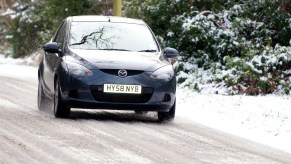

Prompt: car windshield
xmin=69 ymin=21 xmax=159 ymax=52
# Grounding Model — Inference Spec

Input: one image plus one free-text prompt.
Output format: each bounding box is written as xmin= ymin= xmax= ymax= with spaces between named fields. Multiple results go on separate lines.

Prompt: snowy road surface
xmin=0 ymin=74 xmax=291 ymax=163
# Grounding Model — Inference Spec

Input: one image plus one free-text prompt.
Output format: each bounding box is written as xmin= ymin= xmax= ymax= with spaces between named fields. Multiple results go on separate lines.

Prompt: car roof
xmin=68 ymin=16 xmax=146 ymax=25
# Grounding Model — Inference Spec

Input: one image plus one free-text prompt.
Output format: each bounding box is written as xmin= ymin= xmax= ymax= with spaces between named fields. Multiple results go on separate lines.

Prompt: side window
xmin=53 ymin=22 xmax=67 ymax=45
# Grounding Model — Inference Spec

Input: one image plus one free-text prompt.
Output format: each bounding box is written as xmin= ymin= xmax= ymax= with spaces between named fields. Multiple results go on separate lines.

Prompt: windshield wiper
xmin=138 ymin=50 xmax=157 ymax=52
xmin=98 ymin=48 xmax=131 ymax=51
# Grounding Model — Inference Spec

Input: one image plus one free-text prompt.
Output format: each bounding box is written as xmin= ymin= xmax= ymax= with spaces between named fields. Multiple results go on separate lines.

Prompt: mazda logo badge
xmin=118 ymin=70 xmax=127 ymax=77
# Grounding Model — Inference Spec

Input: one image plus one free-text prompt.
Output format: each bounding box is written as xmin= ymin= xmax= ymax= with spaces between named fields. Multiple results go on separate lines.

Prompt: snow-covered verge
xmin=0 ymin=55 xmax=38 ymax=79
xmin=1 ymin=54 xmax=290 ymax=154
xmin=176 ymin=89 xmax=291 ymax=154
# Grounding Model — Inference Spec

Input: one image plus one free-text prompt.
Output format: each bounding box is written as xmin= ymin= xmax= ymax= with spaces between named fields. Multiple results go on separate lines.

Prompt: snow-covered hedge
xmin=177 ymin=45 xmax=291 ymax=95
xmin=125 ymin=0 xmax=291 ymax=95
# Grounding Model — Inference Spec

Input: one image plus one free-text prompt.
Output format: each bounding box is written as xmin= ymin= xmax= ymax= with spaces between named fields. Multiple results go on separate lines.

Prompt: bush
xmin=220 ymin=45 xmax=291 ymax=95
xmin=125 ymin=0 xmax=291 ymax=95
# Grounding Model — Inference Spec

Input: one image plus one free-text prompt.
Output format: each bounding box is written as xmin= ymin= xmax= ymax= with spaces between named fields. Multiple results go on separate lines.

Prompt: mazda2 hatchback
xmin=38 ymin=16 xmax=178 ymax=121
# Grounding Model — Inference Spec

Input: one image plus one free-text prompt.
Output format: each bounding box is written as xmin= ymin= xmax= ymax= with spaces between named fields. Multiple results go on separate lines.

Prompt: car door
xmin=43 ymin=21 xmax=67 ymax=95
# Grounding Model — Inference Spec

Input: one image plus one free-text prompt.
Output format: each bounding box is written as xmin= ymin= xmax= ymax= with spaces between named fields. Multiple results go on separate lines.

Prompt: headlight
xmin=63 ymin=61 xmax=93 ymax=76
xmin=151 ymin=65 xmax=174 ymax=80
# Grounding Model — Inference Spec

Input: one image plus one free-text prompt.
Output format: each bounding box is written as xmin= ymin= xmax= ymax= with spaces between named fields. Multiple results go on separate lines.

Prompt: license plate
xmin=104 ymin=84 xmax=142 ymax=94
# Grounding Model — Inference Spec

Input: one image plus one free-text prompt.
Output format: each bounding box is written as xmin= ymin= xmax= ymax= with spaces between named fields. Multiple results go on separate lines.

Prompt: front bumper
xmin=58 ymin=69 xmax=176 ymax=112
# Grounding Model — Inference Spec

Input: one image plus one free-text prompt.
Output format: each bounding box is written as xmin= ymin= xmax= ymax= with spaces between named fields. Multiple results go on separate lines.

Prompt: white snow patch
xmin=0 ymin=55 xmax=38 ymax=79
xmin=167 ymin=31 xmax=174 ymax=37
xmin=176 ymin=88 xmax=291 ymax=154
xmin=0 ymin=64 xmax=37 ymax=79
xmin=1 ymin=8 xmax=16 ymax=16
xmin=0 ymin=97 xmax=19 ymax=108
xmin=5 ymin=35 xmax=13 ymax=39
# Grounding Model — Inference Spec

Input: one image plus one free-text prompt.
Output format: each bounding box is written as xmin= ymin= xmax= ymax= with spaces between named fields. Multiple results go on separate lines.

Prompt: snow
xmin=0 ymin=97 xmax=19 ymax=108
xmin=167 ymin=31 xmax=174 ymax=37
xmin=1 ymin=54 xmax=291 ymax=154
xmin=5 ymin=35 xmax=13 ymax=39
xmin=1 ymin=8 xmax=16 ymax=16
xmin=177 ymin=89 xmax=291 ymax=154
xmin=1 ymin=8 xmax=18 ymax=19
xmin=0 ymin=55 xmax=38 ymax=79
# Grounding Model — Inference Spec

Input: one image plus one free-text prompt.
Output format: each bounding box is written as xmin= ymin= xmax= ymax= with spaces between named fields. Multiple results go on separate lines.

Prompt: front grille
xmin=100 ymin=69 xmax=144 ymax=76
xmin=91 ymin=85 xmax=153 ymax=103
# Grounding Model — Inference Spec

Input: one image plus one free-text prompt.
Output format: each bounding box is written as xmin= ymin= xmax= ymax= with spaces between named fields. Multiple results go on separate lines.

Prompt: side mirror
xmin=164 ymin=47 xmax=178 ymax=64
xmin=43 ymin=42 xmax=60 ymax=53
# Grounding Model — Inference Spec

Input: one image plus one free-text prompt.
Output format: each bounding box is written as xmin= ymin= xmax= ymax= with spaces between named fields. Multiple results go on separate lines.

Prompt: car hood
xmin=68 ymin=49 xmax=168 ymax=72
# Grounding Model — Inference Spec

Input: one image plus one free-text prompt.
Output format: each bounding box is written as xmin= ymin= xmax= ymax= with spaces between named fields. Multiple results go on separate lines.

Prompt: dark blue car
xmin=38 ymin=16 xmax=178 ymax=121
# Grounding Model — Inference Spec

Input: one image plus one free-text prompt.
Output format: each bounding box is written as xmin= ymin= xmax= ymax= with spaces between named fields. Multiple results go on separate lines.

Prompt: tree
xmin=1 ymin=0 xmax=113 ymax=58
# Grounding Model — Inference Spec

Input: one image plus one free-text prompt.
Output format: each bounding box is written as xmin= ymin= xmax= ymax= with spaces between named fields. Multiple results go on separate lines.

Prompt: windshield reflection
xmin=69 ymin=22 xmax=159 ymax=52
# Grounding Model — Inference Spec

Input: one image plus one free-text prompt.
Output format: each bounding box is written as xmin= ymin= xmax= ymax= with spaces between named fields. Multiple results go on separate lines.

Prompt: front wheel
xmin=54 ymin=79 xmax=70 ymax=118
xmin=158 ymin=100 xmax=176 ymax=122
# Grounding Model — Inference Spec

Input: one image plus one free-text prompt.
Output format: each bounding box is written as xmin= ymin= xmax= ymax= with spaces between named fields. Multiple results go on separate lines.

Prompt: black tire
xmin=37 ymin=82 xmax=47 ymax=111
xmin=54 ymin=79 xmax=70 ymax=118
xmin=158 ymin=100 xmax=176 ymax=122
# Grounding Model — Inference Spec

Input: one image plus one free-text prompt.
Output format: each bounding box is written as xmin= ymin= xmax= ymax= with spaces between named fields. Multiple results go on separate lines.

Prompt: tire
xmin=158 ymin=100 xmax=176 ymax=122
xmin=54 ymin=79 xmax=70 ymax=118
xmin=37 ymin=82 xmax=46 ymax=111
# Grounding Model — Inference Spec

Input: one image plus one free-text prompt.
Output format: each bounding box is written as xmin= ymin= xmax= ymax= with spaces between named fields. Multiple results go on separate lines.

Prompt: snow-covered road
xmin=0 ymin=56 xmax=291 ymax=163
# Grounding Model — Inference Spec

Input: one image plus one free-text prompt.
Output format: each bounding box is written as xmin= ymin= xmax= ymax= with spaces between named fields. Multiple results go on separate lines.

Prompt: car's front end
xmin=57 ymin=50 xmax=176 ymax=112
